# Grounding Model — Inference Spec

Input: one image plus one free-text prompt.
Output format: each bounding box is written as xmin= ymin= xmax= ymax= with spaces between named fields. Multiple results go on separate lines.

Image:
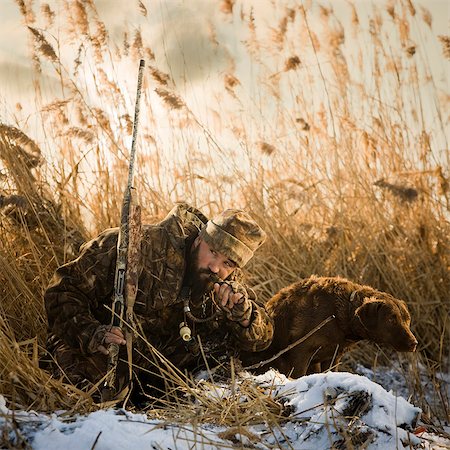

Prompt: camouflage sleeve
xmin=228 ymin=287 xmax=274 ymax=352
xmin=44 ymin=229 xmax=119 ymax=354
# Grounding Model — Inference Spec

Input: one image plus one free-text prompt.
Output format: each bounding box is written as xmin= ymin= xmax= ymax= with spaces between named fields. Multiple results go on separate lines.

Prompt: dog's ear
xmin=355 ymin=297 xmax=386 ymax=330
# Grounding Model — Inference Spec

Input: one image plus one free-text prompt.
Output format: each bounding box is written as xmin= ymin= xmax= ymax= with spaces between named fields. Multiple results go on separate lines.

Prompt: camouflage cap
xmin=199 ymin=209 xmax=266 ymax=267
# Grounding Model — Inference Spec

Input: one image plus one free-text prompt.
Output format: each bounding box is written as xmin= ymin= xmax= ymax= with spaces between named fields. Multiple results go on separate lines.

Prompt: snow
xmin=251 ymin=371 xmax=421 ymax=449
xmin=1 ymin=371 xmax=449 ymax=449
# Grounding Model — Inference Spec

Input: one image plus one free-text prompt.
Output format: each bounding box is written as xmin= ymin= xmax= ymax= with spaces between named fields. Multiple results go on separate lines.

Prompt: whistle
xmin=179 ymin=322 xmax=192 ymax=341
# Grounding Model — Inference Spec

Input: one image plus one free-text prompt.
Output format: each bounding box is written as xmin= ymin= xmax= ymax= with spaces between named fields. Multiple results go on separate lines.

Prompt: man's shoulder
xmin=164 ymin=202 xmax=208 ymax=229
xmin=152 ymin=202 xmax=208 ymax=238
xmin=139 ymin=203 xmax=207 ymax=258
xmin=78 ymin=227 xmax=119 ymax=254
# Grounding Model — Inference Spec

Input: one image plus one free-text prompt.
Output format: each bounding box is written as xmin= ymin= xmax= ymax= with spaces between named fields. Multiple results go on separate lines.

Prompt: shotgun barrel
xmin=102 ymin=59 xmax=145 ymax=401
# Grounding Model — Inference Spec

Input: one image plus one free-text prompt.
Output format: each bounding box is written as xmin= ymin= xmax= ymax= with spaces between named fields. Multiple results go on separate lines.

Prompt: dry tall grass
xmin=0 ymin=0 xmax=448 ymax=430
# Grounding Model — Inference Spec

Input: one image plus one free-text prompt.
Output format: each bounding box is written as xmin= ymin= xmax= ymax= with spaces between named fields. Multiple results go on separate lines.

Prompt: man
xmin=44 ymin=203 xmax=273 ymax=399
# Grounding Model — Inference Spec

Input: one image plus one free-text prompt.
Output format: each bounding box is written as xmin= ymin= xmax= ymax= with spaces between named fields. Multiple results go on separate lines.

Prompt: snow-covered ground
xmin=1 ymin=370 xmax=449 ymax=449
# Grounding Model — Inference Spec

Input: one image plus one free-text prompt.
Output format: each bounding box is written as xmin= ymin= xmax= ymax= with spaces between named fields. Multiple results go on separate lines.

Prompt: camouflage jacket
xmin=44 ymin=203 xmax=273 ymax=373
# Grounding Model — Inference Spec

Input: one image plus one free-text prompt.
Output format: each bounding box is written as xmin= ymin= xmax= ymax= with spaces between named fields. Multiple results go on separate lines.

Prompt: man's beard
xmin=185 ymin=243 xmax=217 ymax=302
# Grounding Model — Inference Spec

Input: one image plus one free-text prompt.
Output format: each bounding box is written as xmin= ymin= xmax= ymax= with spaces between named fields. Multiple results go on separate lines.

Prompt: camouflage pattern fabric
xmin=44 ymin=203 xmax=273 ymax=393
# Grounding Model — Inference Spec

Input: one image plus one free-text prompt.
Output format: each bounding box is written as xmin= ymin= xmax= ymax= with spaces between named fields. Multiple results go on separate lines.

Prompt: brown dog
xmin=242 ymin=275 xmax=418 ymax=378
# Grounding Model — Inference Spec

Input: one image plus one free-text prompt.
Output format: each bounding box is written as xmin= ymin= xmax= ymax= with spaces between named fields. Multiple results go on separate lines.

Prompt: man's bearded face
xmin=188 ymin=241 xmax=217 ymax=301
xmin=187 ymin=237 xmax=236 ymax=301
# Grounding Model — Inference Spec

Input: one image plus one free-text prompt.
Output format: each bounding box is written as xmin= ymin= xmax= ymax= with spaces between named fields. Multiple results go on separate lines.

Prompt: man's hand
xmin=98 ymin=326 xmax=126 ymax=355
xmin=88 ymin=325 xmax=126 ymax=355
xmin=214 ymin=281 xmax=252 ymax=327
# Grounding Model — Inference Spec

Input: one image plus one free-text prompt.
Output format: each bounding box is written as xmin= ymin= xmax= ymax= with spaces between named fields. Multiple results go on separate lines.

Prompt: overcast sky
xmin=0 ymin=0 xmax=448 ymax=128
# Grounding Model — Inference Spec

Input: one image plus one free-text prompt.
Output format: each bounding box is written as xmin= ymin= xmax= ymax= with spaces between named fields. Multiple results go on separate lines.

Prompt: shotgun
xmin=102 ymin=59 xmax=145 ymax=401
